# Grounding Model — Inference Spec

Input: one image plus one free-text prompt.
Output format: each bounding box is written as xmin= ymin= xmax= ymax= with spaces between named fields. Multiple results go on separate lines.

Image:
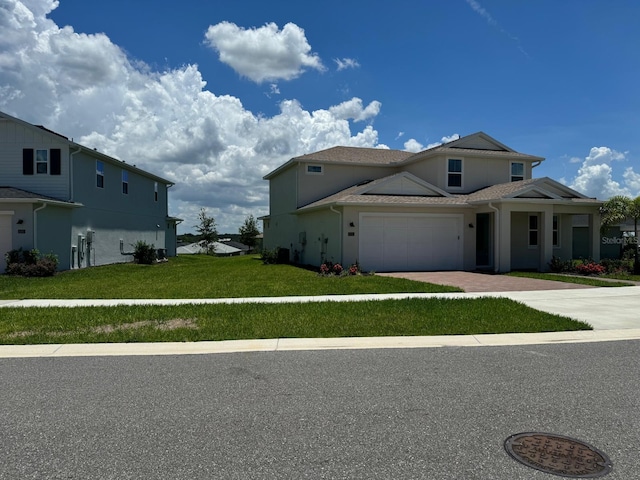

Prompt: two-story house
xmin=0 ymin=110 xmax=179 ymax=272
xmin=262 ymin=132 xmax=602 ymax=272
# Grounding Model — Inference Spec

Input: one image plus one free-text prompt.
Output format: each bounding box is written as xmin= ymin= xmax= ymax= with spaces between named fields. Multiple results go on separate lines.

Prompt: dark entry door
xmin=476 ymin=213 xmax=491 ymax=267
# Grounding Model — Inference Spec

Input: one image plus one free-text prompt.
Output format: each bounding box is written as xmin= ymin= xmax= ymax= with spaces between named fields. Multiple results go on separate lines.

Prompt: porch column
xmin=589 ymin=212 xmax=601 ymax=261
xmin=496 ymin=205 xmax=511 ymax=272
xmin=541 ymin=207 xmax=554 ymax=272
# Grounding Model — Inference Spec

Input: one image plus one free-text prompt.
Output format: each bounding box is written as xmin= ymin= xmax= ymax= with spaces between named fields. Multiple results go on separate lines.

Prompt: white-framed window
xmin=154 ymin=182 xmax=158 ymax=202
xmin=447 ymin=158 xmax=463 ymax=188
xmin=528 ymin=214 xmax=539 ymax=247
xmin=96 ymin=161 xmax=104 ymax=188
xmin=306 ymin=164 xmax=323 ymax=175
xmin=553 ymin=215 xmax=560 ymax=247
xmin=36 ymin=149 xmax=48 ymax=174
xmin=122 ymin=170 xmax=129 ymax=195
xmin=511 ymin=162 xmax=524 ymax=182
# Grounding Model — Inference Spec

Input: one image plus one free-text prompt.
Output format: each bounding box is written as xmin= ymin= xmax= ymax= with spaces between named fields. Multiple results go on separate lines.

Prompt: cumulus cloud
xmin=334 ymin=58 xmax=360 ymax=71
xmin=568 ymin=147 xmax=640 ymax=199
xmin=204 ymin=21 xmax=325 ymax=83
xmin=403 ymin=139 xmax=424 ymax=153
xmin=404 ymin=134 xmax=460 ymax=152
xmin=0 ymin=0 xmax=381 ymax=232
xmin=328 ymin=98 xmax=381 ymax=122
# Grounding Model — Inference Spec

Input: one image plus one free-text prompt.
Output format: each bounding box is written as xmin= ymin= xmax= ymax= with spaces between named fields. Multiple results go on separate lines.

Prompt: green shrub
xmin=261 ymin=248 xmax=279 ymax=264
xmin=132 ymin=241 xmax=157 ymax=265
xmin=548 ymin=256 xmax=573 ymax=273
xmin=4 ymin=248 xmax=58 ymax=277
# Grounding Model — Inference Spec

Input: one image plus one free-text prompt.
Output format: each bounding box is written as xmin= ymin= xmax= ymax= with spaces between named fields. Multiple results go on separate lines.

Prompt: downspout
xmin=330 ymin=205 xmax=343 ymax=265
xmin=33 ymin=203 xmax=47 ymax=250
xmin=488 ymin=202 xmax=500 ymax=273
xmin=69 ymin=145 xmax=82 ymax=201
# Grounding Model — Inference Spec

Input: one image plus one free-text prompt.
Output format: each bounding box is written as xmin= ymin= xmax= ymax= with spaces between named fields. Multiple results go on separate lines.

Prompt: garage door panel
xmin=359 ymin=214 xmax=462 ymax=272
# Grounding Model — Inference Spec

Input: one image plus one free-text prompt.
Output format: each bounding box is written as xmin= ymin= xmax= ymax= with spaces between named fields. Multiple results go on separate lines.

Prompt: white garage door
xmin=359 ymin=213 xmax=463 ymax=272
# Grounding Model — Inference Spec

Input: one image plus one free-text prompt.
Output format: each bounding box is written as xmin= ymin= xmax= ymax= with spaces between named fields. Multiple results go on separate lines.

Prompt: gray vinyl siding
xmin=0 ymin=121 xmax=71 ymax=200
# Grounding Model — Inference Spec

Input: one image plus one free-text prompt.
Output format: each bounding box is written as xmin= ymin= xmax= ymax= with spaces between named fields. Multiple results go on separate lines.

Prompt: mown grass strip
xmin=0 ymin=255 xmax=460 ymax=299
xmin=0 ymin=298 xmax=591 ymax=345
xmin=507 ymin=271 xmax=635 ymax=287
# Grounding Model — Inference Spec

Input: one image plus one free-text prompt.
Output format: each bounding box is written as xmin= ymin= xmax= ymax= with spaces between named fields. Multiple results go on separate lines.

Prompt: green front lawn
xmin=0 ymin=256 xmax=594 ymax=344
xmin=0 ymin=255 xmax=461 ymax=299
xmin=0 ymin=297 xmax=590 ymax=345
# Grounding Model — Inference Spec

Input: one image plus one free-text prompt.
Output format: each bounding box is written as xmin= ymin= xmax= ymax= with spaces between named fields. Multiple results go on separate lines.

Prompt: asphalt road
xmin=1 ymin=341 xmax=639 ymax=479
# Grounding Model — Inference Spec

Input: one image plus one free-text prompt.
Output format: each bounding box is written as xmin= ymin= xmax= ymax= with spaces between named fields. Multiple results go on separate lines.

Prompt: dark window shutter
xmin=23 ymin=149 xmax=34 ymax=175
xmin=50 ymin=149 xmax=61 ymax=175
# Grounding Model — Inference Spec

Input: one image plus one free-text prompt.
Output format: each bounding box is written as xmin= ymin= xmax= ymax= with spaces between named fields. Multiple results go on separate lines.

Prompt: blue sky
xmin=2 ymin=0 xmax=639 ymax=232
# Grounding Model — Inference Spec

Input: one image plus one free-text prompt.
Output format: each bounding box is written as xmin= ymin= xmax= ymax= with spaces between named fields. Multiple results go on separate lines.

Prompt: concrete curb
xmin=1 ymin=328 xmax=640 ymax=358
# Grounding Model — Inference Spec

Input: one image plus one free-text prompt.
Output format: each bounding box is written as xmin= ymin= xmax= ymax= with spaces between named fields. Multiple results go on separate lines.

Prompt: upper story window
xmin=122 ymin=170 xmax=129 ymax=195
xmin=36 ymin=150 xmax=48 ymax=174
xmin=306 ymin=164 xmax=323 ymax=175
xmin=22 ymin=148 xmax=61 ymax=176
xmin=96 ymin=161 xmax=104 ymax=188
xmin=528 ymin=214 xmax=539 ymax=247
xmin=447 ymin=159 xmax=463 ymax=188
xmin=154 ymin=182 xmax=158 ymax=202
xmin=511 ymin=162 xmax=524 ymax=182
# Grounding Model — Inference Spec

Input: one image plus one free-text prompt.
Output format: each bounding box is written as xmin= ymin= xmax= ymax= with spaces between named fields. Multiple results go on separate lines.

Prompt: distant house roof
xmin=176 ymin=242 xmax=242 ymax=255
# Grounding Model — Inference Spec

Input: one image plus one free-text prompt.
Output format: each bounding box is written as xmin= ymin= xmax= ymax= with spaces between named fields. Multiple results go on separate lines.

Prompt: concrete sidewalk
xmin=1 ymin=286 xmax=639 ymax=357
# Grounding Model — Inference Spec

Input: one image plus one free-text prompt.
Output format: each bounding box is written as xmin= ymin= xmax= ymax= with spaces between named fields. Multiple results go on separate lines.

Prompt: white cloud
xmin=334 ymin=58 xmax=360 ymax=71
xmin=568 ymin=147 xmax=640 ymax=199
xmin=204 ymin=21 xmax=325 ymax=83
xmin=403 ymin=139 xmax=424 ymax=153
xmin=328 ymin=98 xmax=381 ymax=122
xmin=0 ymin=0 xmax=382 ymax=232
xmin=465 ymin=0 xmax=528 ymax=57
xmin=441 ymin=134 xmax=460 ymax=143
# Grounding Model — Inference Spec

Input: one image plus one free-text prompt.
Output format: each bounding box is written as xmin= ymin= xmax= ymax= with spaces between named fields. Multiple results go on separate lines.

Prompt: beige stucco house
xmin=262 ymin=132 xmax=602 ymax=272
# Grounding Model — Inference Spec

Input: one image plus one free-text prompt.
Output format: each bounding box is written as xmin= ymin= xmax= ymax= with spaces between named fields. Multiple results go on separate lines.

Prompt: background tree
xmin=195 ymin=208 xmax=218 ymax=255
xmin=600 ymin=195 xmax=640 ymax=273
xmin=239 ymin=214 xmax=260 ymax=252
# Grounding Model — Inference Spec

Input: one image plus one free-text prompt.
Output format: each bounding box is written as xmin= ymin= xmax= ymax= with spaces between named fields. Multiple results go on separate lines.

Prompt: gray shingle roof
xmin=294 ymin=146 xmax=413 ymax=165
xmin=297 ymin=177 xmax=601 ymax=212
xmin=0 ymin=187 xmax=65 ymax=202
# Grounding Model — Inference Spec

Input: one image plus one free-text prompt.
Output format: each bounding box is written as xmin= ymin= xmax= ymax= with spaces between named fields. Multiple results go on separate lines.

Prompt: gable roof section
xmin=399 ymin=132 xmax=544 ymax=165
xmin=467 ymin=177 xmax=597 ymax=203
xmin=360 ymin=172 xmax=450 ymax=197
xmin=443 ymin=132 xmax=514 ymax=151
xmin=297 ymin=173 xmax=461 ymax=212
xmin=297 ymin=177 xmax=600 ymax=213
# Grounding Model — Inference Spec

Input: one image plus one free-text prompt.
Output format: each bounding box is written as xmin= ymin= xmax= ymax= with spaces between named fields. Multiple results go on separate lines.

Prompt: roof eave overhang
xmin=468 ymin=198 xmax=602 ymax=206
xmin=0 ymin=198 xmax=83 ymax=208
xmin=297 ymin=201 xmax=473 ymax=214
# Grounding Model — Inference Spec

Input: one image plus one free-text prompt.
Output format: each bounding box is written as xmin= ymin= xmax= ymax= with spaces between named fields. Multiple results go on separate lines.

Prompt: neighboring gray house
xmin=0 ymin=110 xmax=178 ymax=272
xmin=262 ymin=132 xmax=603 ymax=272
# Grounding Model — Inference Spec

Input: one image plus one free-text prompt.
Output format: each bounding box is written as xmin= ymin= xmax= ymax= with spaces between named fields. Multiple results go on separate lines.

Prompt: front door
xmin=475 ymin=213 xmax=492 ymax=268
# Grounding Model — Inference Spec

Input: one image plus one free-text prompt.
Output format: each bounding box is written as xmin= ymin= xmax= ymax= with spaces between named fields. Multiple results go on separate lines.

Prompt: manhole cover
xmin=504 ymin=432 xmax=613 ymax=478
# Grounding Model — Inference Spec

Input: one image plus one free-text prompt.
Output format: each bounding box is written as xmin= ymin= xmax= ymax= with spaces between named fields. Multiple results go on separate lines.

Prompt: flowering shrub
xmin=320 ymin=263 xmax=331 ymax=275
xmin=348 ymin=262 xmax=361 ymax=275
xmin=575 ymin=261 xmax=606 ymax=276
xmin=332 ymin=263 xmax=343 ymax=275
